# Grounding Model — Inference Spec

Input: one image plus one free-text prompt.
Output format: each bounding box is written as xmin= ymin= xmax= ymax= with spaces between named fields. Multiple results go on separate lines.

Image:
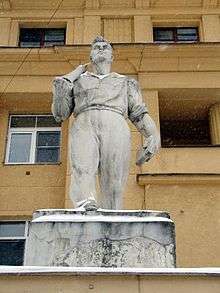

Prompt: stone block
xmin=25 ymin=209 xmax=176 ymax=268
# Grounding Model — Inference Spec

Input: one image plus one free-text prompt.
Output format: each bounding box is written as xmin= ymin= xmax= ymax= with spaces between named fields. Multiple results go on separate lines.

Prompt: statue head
xmin=90 ymin=36 xmax=113 ymax=65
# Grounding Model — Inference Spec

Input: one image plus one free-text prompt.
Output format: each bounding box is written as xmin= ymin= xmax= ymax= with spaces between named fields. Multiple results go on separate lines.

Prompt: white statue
xmin=52 ymin=36 xmax=160 ymax=210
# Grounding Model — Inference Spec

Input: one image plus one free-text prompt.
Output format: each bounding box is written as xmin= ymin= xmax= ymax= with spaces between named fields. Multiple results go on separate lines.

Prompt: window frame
xmin=0 ymin=220 xmax=29 ymax=266
xmin=5 ymin=115 xmax=61 ymax=165
xmin=153 ymin=27 xmax=199 ymax=43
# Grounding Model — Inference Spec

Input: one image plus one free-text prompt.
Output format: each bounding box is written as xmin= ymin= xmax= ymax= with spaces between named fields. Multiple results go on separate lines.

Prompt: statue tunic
xmin=52 ymin=71 xmax=148 ymax=209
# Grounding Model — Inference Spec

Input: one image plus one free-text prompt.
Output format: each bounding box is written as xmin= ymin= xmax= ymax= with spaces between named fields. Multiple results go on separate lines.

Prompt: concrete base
xmin=24 ymin=209 xmax=176 ymax=268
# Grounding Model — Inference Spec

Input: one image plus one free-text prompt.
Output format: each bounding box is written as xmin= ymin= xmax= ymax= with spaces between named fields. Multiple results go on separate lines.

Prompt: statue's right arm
xmin=52 ymin=65 xmax=87 ymax=122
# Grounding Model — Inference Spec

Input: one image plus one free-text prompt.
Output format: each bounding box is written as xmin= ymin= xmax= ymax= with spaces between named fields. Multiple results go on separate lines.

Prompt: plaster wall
xmin=143 ymin=182 xmax=220 ymax=267
xmin=0 ymin=274 xmax=219 ymax=293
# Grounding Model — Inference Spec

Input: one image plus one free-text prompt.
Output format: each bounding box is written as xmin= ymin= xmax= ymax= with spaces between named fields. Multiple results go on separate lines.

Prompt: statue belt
xmin=76 ymin=104 xmax=125 ymax=117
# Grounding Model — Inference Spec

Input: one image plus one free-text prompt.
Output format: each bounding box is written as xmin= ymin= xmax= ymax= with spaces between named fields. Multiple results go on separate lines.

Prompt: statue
xmin=52 ymin=36 xmax=160 ymax=210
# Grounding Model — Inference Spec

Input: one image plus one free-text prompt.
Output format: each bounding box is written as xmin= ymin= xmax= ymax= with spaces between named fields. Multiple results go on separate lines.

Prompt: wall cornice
xmin=1 ymin=0 xmax=220 ymax=10
xmin=137 ymin=174 xmax=220 ymax=185
xmin=1 ymin=43 xmax=220 ymax=61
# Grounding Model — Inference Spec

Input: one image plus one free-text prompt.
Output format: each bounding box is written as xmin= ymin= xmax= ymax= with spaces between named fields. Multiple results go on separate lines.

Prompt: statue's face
xmin=90 ymin=41 xmax=113 ymax=64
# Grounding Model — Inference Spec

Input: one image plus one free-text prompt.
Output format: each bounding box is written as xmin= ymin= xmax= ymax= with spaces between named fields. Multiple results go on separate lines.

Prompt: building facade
xmin=0 ymin=0 xmax=220 ymax=271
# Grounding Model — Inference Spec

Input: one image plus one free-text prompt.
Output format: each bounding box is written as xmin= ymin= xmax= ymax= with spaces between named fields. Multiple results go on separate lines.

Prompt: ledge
xmin=137 ymin=173 xmax=220 ymax=185
xmin=1 ymin=42 xmax=220 ymax=61
xmin=0 ymin=266 xmax=219 ymax=276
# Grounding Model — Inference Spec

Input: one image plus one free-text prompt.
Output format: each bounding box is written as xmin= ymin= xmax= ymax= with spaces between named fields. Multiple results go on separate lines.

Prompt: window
xmin=19 ymin=28 xmax=66 ymax=48
xmin=159 ymin=92 xmax=215 ymax=147
xmin=6 ymin=115 xmax=61 ymax=164
xmin=153 ymin=27 xmax=199 ymax=43
xmin=0 ymin=221 xmax=28 ymax=266
xmin=160 ymin=119 xmax=211 ymax=147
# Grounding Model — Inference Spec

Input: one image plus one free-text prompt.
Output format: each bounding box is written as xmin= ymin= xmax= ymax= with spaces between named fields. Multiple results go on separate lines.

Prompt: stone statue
xmin=52 ymin=36 xmax=160 ymax=210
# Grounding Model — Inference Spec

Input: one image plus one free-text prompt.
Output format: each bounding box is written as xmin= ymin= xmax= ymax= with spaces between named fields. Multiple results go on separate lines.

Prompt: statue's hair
xmin=91 ymin=36 xmax=112 ymax=48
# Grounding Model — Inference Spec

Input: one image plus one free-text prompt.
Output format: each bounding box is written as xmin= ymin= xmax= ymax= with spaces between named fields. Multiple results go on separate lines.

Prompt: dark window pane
xmin=177 ymin=35 xmax=198 ymax=41
xmin=0 ymin=240 xmax=25 ymax=265
xmin=177 ymin=28 xmax=197 ymax=35
xmin=9 ymin=133 xmax=32 ymax=163
xmin=37 ymin=116 xmax=61 ymax=127
xmin=37 ymin=131 xmax=60 ymax=146
xmin=36 ymin=148 xmax=59 ymax=163
xmin=154 ymin=28 xmax=174 ymax=41
xmin=19 ymin=28 xmax=41 ymax=47
xmin=161 ymin=119 xmax=211 ymax=146
xmin=20 ymin=28 xmax=41 ymax=41
xmin=177 ymin=28 xmax=198 ymax=41
xmin=0 ymin=222 xmax=25 ymax=237
xmin=45 ymin=29 xmax=65 ymax=42
xmin=10 ymin=116 xmax=36 ymax=128
xmin=44 ymin=29 xmax=65 ymax=46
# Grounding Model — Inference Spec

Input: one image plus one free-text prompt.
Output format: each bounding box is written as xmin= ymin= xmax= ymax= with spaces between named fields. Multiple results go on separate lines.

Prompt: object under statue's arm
xmin=127 ymin=78 xmax=160 ymax=165
xmin=52 ymin=65 xmax=86 ymax=122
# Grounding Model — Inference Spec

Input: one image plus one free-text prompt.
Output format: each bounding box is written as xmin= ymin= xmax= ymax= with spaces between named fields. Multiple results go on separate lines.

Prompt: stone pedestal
xmin=24 ymin=209 xmax=176 ymax=268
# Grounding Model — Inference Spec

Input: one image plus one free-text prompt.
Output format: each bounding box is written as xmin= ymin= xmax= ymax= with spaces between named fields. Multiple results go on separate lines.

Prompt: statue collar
xmin=82 ymin=71 xmax=124 ymax=80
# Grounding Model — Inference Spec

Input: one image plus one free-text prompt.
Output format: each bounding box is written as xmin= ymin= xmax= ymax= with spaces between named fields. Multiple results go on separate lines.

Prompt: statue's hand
xmin=136 ymin=135 xmax=160 ymax=165
xmin=57 ymin=63 xmax=91 ymax=84
xmin=82 ymin=62 xmax=91 ymax=72
xmin=74 ymin=63 xmax=90 ymax=75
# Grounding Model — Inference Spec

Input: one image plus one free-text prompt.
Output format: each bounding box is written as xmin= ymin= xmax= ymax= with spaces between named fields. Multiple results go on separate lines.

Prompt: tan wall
xmin=142 ymin=148 xmax=220 ymax=174
xmin=103 ymin=18 xmax=133 ymax=43
xmin=0 ymin=274 xmax=219 ymax=293
xmin=140 ymin=181 xmax=220 ymax=267
xmin=0 ymin=18 xmax=11 ymax=46
xmin=0 ymin=97 xmax=68 ymax=217
xmin=202 ymin=15 xmax=220 ymax=42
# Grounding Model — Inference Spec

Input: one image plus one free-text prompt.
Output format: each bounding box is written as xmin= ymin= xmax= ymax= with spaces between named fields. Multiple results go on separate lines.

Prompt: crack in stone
xmin=64 ymin=235 xmax=172 ymax=247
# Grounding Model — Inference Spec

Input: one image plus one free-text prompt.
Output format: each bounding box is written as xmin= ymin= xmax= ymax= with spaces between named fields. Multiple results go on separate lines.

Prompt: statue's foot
xmin=76 ymin=198 xmax=98 ymax=211
xmin=83 ymin=200 xmax=98 ymax=211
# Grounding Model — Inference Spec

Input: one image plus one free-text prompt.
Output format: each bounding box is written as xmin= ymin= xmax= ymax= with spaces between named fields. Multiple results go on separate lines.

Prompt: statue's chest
xmin=74 ymin=76 xmax=126 ymax=98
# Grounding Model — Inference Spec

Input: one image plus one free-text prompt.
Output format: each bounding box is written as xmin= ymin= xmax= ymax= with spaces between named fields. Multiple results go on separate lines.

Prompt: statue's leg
xmin=69 ymin=113 xmax=99 ymax=208
xmin=99 ymin=112 xmax=131 ymax=209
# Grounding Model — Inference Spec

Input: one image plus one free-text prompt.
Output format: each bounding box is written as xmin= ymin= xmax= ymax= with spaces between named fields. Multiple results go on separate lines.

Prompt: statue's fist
xmin=136 ymin=135 xmax=160 ymax=165
xmin=144 ymin=134 xmax=160 ymax=154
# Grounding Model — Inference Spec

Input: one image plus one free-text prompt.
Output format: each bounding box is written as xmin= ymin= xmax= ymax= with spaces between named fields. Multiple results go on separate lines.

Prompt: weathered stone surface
xmin=25 ymin=209 xmax=176 ymax=268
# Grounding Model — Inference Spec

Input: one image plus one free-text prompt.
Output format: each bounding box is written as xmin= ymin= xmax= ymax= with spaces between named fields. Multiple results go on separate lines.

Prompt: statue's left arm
xmin=127 ymin=78 xmax=161 ymax=165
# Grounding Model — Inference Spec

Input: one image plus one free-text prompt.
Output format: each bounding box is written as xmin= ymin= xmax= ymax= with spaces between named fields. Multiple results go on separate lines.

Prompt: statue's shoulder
xmin=126 ymin=77 xmax=140 ymax=89
xmin=111 ymin=72 xmax=126 ymax=80
xmin=111 ymin=73 xmax=140 ymax=90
